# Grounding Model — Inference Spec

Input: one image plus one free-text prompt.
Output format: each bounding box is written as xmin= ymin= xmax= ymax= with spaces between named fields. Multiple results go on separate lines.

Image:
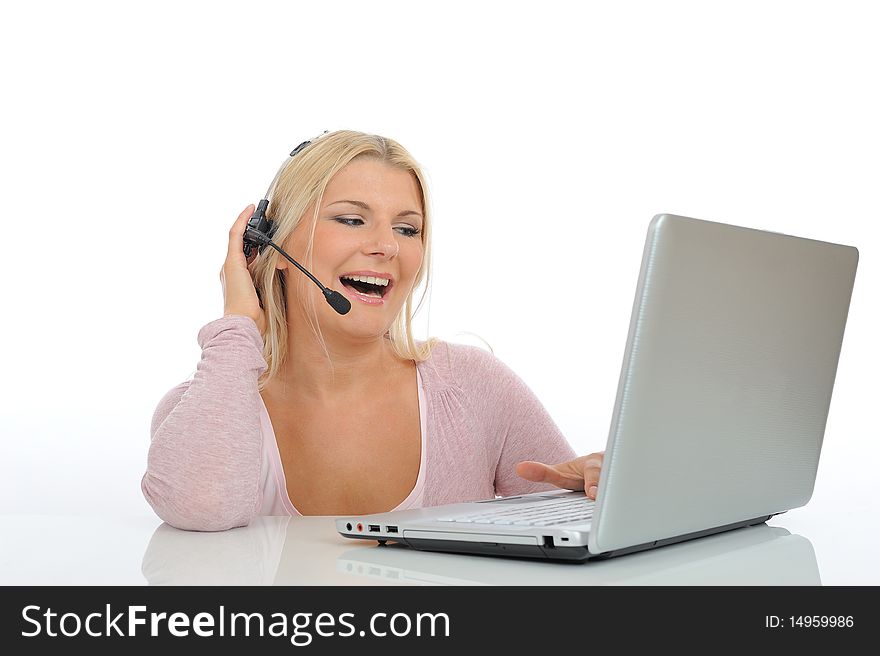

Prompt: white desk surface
xmin=2 ymin=492 xmax=876 ymax=585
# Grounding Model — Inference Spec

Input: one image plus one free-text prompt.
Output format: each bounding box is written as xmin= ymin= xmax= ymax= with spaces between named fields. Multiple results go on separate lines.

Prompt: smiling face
xmin=280 ymin=157 xmax=426 ymax=344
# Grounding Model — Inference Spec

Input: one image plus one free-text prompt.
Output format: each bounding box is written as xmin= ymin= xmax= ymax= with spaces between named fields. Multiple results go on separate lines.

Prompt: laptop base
xmin=359 ymin=514 xmax=776 ymax=563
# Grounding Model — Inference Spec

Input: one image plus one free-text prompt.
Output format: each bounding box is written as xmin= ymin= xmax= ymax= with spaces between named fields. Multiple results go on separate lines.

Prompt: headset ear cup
xmin=258 ymin=218 xmax=276 ymax=254
xmin=243 ymin=199 xmax=273 ymax=256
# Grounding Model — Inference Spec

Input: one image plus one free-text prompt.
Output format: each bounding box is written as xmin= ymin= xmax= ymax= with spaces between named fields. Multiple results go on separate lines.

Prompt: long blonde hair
xmin=249 ymin=130 xmax=435 ymax=388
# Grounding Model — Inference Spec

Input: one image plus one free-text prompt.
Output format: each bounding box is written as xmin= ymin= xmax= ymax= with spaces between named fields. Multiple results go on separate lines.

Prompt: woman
xmin=143 ymin=130 xmax=603 ymax=531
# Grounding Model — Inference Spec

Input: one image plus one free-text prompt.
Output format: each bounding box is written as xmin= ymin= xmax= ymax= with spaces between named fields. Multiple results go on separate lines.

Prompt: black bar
xmin=1 ymin=586 xmax=870 ymax=653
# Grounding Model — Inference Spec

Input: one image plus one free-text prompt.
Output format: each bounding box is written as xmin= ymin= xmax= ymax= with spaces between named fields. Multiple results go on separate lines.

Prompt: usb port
xmin=368 ymin=524 xmax=381 ymax=532
xmin=385 ymin=525 xmax=399 ymax=534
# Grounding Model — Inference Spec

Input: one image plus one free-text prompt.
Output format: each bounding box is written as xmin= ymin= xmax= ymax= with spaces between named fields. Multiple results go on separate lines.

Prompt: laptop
xmin=336 ymin=213 xmax=859 ymax=562
xmin=336 ymin=524 xmax=821 ymax=585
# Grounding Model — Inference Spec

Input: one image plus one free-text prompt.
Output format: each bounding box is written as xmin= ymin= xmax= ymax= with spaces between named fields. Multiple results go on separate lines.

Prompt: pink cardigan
xmin=143 ymin=315 xmax=576 ymax=531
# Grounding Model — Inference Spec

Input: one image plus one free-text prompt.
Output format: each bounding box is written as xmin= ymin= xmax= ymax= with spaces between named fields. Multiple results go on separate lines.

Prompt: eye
xmin=394 ymin=225 xmax=422 ymax=238
xmin=334 ymin=216 xmax=364 ymax=227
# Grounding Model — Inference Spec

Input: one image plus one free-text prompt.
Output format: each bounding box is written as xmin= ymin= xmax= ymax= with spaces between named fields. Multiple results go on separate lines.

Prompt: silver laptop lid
xmin=589 ymin=214 xmax=858 ymax=554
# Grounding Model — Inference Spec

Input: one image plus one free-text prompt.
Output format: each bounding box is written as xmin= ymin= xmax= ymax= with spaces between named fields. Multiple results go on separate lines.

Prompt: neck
xmin=273 ymin=318 xmax=408 ymax=401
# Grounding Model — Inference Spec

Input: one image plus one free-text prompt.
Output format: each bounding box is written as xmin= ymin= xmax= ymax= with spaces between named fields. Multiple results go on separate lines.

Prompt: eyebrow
xmin=327 ymin=199 xmax=423 ymax=218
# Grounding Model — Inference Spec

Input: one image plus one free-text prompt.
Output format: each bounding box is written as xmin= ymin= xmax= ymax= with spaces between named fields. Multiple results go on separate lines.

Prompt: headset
xmin=242 ymin=133 xmax=351 ymax=315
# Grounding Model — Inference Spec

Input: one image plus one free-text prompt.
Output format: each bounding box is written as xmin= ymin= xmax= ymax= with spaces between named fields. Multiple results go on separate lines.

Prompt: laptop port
xmin=368 ymin=524 xmax=381 ymax=532
xmin=385 ymin=525 xmax=399 ymax=534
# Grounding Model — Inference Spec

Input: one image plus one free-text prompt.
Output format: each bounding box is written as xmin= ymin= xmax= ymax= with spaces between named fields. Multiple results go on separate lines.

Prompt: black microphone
xmin=244 ymin=221 xmax=352 ymax=316
xmin=241 ymin=135 xmax=349 ymax=315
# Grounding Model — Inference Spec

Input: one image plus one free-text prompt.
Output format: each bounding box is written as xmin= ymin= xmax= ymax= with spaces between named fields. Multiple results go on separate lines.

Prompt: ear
xmin=273 ymin=243 xmax=288 ymax=271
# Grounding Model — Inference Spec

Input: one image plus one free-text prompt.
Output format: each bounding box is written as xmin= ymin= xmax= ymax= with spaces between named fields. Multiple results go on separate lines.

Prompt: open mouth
xmin=339 ymin=274 xmax=392 ymax=299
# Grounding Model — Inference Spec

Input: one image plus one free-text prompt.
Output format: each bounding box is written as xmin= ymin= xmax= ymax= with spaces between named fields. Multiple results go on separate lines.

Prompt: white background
xmin=1 ymin=1 xmax=877 ymax=580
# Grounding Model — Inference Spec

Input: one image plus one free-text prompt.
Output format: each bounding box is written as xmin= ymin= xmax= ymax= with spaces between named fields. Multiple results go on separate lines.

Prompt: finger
xmin=584 ymin=464 xmax=601 ymax=499
xmin=227 ymin=204 xmax=256 ymax=259
xmin=581 ymin=452 xmax=604 ymax=499
xmin=515 ymin=461 xmax=585 ymax=491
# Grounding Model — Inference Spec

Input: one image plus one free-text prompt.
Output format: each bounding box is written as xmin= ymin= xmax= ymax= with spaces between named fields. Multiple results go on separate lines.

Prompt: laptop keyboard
xmin=437 ymin=496 xmax=595 ymax=527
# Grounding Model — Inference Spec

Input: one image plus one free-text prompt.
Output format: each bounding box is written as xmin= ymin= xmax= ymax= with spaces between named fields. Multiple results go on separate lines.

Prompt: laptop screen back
xmin=589 ymin=214 xmax=858 ymax=553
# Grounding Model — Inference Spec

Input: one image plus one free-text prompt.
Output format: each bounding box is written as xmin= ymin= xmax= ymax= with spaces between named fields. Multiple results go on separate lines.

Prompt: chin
xmin=321 ymin=307 xmax=395 ymax=341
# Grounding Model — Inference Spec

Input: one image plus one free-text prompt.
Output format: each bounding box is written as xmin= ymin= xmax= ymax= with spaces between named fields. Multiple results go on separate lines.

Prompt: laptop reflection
xmin=335 ymin=523 xmax=821 ymax=586
xmin=142 ymin=516 xmax=820 ymax=586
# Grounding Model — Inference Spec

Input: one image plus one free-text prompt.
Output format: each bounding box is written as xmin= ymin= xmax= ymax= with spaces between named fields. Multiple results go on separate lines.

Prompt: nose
xmin=362 ymin=224 xmax=399 ymax=260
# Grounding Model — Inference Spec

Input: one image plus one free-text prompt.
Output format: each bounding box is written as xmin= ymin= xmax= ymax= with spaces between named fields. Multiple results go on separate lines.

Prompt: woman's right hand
xmin=220 ymin=204 xmax=266 ymax=334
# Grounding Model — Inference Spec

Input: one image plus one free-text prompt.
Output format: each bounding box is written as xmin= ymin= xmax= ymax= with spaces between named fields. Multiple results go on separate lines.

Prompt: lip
xmin=338 ymin=270 xmax=395 ymax=306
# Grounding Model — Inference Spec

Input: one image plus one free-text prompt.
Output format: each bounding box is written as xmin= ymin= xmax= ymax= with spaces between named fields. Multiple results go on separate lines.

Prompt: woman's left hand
xmin=515 ymin=452 xmax=605 ymax=500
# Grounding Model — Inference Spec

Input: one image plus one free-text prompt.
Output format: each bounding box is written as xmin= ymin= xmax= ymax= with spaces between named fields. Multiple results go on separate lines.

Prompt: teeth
xmin=341 ymin=274 xmax=390 ymax=287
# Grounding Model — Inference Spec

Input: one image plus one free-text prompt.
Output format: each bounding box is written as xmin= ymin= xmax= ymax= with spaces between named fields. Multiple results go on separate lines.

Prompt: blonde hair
xmin=249 ymin=130 xmax=435 ymax=388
